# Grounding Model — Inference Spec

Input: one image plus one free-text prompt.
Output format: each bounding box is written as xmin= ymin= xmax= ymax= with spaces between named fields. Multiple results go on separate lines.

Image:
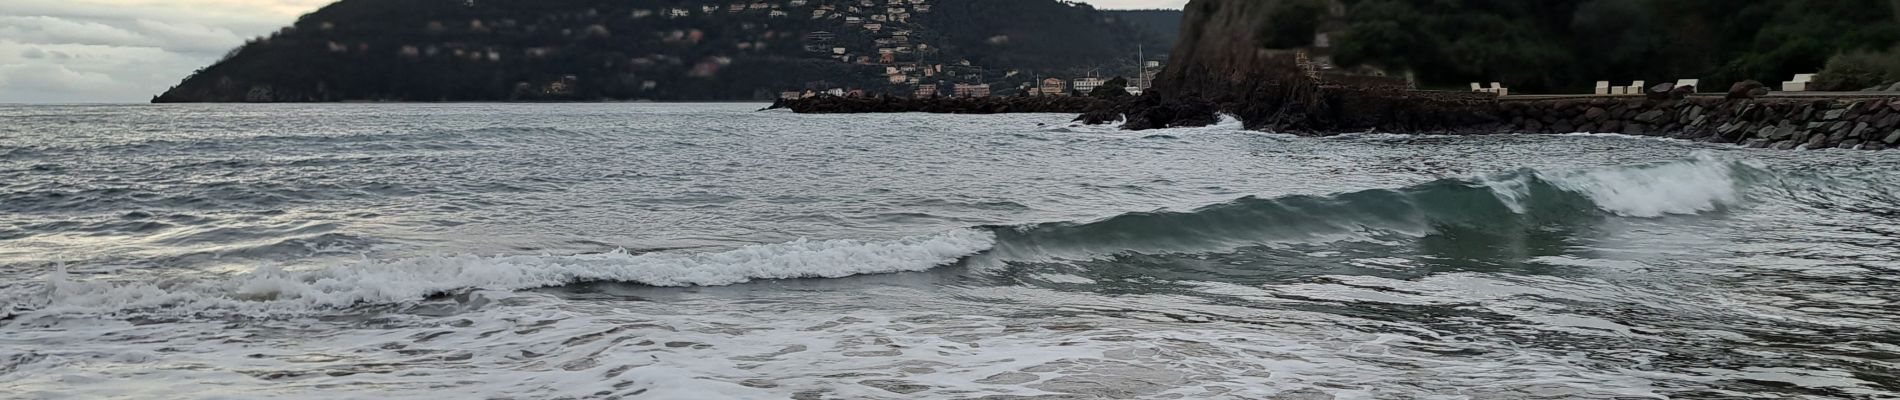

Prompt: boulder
xmin=1584 ymin=107 xmax=1608 ymax=121
xmin=1768 ymin=123 xmax=1798 ymax=140
xmin=1728 ymin=80 xmax=1766 ymax=99
xmin=1680 ymin=106 xmax=1704 ymax=124
xmin=1824 ymin=107 xmax=1848 ymax=121
xmin=1804 ymin=132 xmax=1829 ymax=149
xmin=1646 ymin=82 xmax=1677 ymax=100
xmin=1635 ymin=109 xmax=1668 ymax=123
xmin=1671 ymin=85 xmax=1697 ymax=99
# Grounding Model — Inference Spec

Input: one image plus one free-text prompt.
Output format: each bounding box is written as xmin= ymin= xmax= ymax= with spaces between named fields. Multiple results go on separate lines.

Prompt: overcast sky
xmin=0 ymin=0 xmax=1186 ymax=103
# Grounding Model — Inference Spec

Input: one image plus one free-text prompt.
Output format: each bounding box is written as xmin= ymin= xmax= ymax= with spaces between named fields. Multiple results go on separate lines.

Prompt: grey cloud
xmin=20 ymin=47 xmax=76 ymax=60
xmin=0 ymin=0 xmax=302 ymax=35
xmin=133 ymin=19 xmax=247 ymax=54
xmin=0 ymin=16 xmax=153 ymax=48
xmin=0 ymin=39 xmax=228 ymax=103
xmin=0 ymin=0 xmax=306 ymax=102
xmin=0 ymin=15 xmax=247 ymax=55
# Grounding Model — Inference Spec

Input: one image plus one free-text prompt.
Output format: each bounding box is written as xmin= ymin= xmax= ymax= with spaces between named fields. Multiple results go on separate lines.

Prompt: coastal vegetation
xmin=1322 ymin=0 xmax=1900 ymax=93
xmin=154 ymin=0 xmax=1176 ymax=102
xmin=1815 ymin=47 xmax=1900 ymax=91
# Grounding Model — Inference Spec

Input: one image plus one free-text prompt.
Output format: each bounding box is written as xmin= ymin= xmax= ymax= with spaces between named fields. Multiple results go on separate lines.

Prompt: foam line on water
xmin=7 ymin=229 xmax=996 ymax=317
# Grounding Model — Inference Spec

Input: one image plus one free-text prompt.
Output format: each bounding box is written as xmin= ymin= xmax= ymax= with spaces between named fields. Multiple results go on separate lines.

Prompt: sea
xmin=1 ymin=103 xmax=1897 ymax=399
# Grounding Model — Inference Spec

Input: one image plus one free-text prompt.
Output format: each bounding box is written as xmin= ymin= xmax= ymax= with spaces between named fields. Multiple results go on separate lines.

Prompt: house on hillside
xmin=953 ymin=83 xmax=990 ymax=98
xmin=1039 ymin=78 xmax=1066 ymax=96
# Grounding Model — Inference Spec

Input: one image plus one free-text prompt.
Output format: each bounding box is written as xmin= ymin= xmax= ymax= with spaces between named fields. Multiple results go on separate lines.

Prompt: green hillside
xmin=155 ymin=0 xmax=1170 ymax=102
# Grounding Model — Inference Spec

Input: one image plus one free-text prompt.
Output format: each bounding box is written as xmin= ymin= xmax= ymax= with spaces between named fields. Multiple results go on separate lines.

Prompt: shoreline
xmin=772 ymin=92 xmax=1900 ymax=151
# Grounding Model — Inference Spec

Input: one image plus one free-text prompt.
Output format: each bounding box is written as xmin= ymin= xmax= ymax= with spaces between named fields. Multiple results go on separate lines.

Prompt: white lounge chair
xmin=1471 ymin=82 xmax=1485 ymax=93
xmin=1629 ymin=80 xmax=1646 ymax=95
xmin=1595 ymin=81 xmax=1611 ymax=95
xmin=1781 ymin=74 xmax=1814 ymax=92
xmin=1490 ymin=82 xmax=1507 ymax=97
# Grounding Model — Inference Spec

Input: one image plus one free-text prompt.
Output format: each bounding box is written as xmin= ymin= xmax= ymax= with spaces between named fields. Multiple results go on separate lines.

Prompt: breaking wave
xmin=986 ymin=153 xmax=1755 ymax=259
xmin=3 ymin=154 xmax=1761 ymax=319
xmin=4 ymin=230 xmax=995 ymax=318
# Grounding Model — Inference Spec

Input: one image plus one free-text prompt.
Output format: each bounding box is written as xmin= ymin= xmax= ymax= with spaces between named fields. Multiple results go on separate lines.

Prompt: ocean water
xmin=2 ymin=103 xmax=1898 ymax=399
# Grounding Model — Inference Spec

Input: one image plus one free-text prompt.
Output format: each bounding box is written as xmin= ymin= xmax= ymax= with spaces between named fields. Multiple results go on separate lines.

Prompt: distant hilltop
xmin=152 ymin=0 xmax=1179 ymax=103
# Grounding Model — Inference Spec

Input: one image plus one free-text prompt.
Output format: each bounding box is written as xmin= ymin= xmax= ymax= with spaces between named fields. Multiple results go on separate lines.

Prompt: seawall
xmin=1489 ymin=96 xmax=1900 ymax=150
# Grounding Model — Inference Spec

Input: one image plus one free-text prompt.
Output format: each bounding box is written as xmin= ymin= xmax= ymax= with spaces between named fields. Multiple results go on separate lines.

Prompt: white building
xmin=1073 ymin=77 xmax=1105 ymax=94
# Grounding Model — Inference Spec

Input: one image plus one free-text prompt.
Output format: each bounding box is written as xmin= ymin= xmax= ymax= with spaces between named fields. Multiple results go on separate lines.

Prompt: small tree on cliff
xmin=1089 ymin=77 xmax=1132 ymax=99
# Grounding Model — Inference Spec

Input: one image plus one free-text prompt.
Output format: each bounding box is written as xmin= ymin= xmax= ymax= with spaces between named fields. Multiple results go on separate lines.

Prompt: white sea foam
xmin=1560 ymin=132 xmax=1692 ymax=143
xmin=1480 ymin=173 xmax=1536 ymax=214
xmin=1474 ymin=153 xmax=1748 ymax=218
xmin=1542 ymin=153 xmax=1745 ymax=218
xmin=1211 ymin=113 xmax=1244 ymax=130
xmin=9 ymin=229 xmax=996 ymax=317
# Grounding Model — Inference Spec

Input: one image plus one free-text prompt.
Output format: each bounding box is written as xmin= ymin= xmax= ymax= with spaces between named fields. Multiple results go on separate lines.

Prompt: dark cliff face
xmin=1139 ymin=0 xmax=1499 ymax=133
xmin=1152 ymin=0 xmax=1292 ymax=99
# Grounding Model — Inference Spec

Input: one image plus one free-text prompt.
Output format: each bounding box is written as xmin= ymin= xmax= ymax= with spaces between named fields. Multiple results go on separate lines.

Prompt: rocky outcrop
xmin=1105 ymin=0 xmax=1503 ymax=134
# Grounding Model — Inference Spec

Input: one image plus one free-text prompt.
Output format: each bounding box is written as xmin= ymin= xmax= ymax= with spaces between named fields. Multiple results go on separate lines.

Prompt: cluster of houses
xmin=300 ymin=0 xmax=1161 ymax=100
xmin=782 ymin=68 xmax=1163 ymax=100
xmin=762 ymin=0 xmax=1176 ymax=100
xmin=798 ymin=0 xmax=937 ymax=75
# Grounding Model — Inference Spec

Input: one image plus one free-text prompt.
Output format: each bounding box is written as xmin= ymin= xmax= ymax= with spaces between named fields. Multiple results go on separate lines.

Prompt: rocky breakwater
xmin=1094 ymin=0 xmax=1502 ymax=133
xmin=773 ymin=95 xmax=1107 ymax=114
xmin=1499 ymin=96 xmax=1900 ymax=150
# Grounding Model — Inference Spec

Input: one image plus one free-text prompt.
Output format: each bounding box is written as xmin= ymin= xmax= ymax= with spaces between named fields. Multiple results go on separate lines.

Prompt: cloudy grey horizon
xmin=0 ymin=0 xmax=1188 ymax=104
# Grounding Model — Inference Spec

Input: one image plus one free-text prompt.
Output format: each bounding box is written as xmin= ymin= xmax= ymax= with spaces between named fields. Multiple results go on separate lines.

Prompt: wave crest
xmin=5 ymin=230 xmax=995 ymax=318
xmin=986 ymin=153 xmax=1756 ymax=259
